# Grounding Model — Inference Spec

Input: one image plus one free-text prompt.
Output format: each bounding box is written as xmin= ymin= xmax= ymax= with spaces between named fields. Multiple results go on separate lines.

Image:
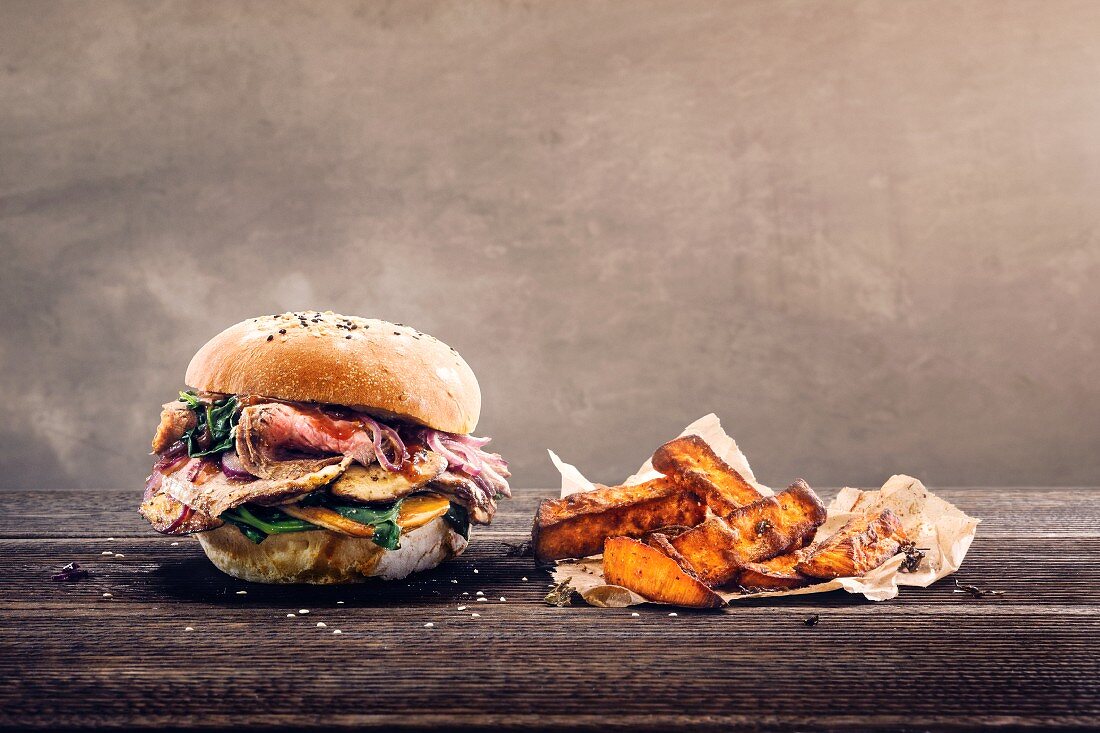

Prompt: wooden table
xmin=1 ymin=487 xmax=1097 ymax=731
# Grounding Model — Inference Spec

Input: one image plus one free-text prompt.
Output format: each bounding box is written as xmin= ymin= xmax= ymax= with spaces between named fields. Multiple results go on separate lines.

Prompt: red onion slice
xmin=220 ymin=451 xmax=256 ymax=481
xmin=359 ymin=414 xmax=408 ymax=472
xmin=449 ymin=434 xmax=493 ymax=448
xmin=153 ymin=440 xmax=188 ymax=471
xmin=425 ymin=430 xmax=473 ymax=473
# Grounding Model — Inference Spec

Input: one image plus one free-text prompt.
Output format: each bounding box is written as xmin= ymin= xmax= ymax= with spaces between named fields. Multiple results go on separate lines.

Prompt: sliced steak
xmin=236 ymin=403 xmax=354 ymax=481
xmin=161 ymin=455 xmax=353 ymax=519
xmin=151 ymin=401 xmax=197 ymax=454
xmin=139 ymin=468 xmax=222 ymax=534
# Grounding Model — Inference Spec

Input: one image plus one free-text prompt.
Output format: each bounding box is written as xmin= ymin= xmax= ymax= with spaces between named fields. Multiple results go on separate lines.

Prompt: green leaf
xmin=221 ymin=506 xmax=319 ymax=535
xmin=369 ymin=520 xmax=401 ymax=550
xmin=221 ymin=515 xmax=267 ymax=544
xmin=178 ymin=392 xmax=240 ymax=458
xmin=327 ymin=500 xmax=404 ymax=550
xmin=217 ymin=496 xmax=412 ymax=551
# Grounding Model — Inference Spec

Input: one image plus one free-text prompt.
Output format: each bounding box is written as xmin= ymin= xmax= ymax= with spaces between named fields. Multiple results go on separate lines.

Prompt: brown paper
xmin=548 ymin=414 xmax=979 ymax=607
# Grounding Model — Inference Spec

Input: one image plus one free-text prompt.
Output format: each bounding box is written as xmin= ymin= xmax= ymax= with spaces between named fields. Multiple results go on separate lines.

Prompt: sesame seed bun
xmin=185 ymin=312 xmax=481 ymax=434
xmin=196 ymin=516 xmax=468 ymax=584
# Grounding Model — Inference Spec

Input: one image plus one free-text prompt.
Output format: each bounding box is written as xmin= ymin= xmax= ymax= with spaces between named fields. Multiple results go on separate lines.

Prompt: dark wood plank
xmin=2 ymin=604 xmax=1097 ymax=730
xmin=3 ymin=487 xmax=1099 ymax=538
xmin=2 ymin=488 xmax=1098 ymax=731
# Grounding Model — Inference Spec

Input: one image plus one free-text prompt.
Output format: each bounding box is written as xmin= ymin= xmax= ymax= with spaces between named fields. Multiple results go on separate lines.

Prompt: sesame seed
xmin=471 ymin=613 xmax=481 ymax=618
xmin=522 ymin=576 xmax=529 ymax=581
xmin=184 ymin=627 xmax=194 ymax=632
xmin=107 ymin=537 xmax=115 ymax=541
xmin=475 ymin=591 xmax=484 ymax=596
xmin=170 ymin=542 xmax=179 ymax=546
xmin=631 ymin=612 xmax=640 ymax=617
xmin=316 ymin=622 xmax=327 ymax=628
xmin=336 ymin=601 xmax=344 ymax=605
xmin=476 ymin=597 xmax=487 ymax=602
xmin=333 ymin=630 xmax=342 ymax=635
xmin=450 ymin=579 xmax=457 ymax=584
xmin=299 ymin=609 xmax=310 ymax=614
xmin=101 ymin=551 xmax=113 ymax=555
xmin=424 ymin=622 xmax=434 ymax=628
xmin=102 ymin=593 xmax=112 ymax=598
xmin=236 ymin=591 xmax=247 ymax=595
xmin=461 ymin=592 xmax=469 ymax=596
xmin=457 ymin=606 xmax=467 ymax=611
xmin=499 ymin=597 xmax=506 ymax=602
xmin=267 ymin=335 xmax=274 ymax=341
xmin=286 ymin=614 xmax=296 ymax=618
xmin=668 ymin=613 xmax=678 ymax=617
xmin=113 ymin=554 xmax=125 ymax=558
xmin=473 ymin=569 xmax=479 ymax=574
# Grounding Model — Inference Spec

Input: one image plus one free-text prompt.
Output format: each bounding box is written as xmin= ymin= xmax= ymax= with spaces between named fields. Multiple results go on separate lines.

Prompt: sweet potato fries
xmin=533 ymin=435 xmax=916 ymax=607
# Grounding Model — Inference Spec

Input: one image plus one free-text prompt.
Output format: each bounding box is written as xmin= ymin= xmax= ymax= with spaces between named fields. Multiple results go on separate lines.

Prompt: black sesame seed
xmin=267 ymin=335 xmax=274 ymax=341
xmin=345 ymin=335 xmax=352 ymax=339
xmin=278 ymin=329 xmax=286 ymax=334
xmin=393 ymin=331 xmax=401 ymax=336
xmin=350 ymin=324 xmax=357 ymax=330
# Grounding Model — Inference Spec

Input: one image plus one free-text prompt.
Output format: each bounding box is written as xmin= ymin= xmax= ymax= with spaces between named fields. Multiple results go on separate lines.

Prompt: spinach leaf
xmin=178 ymin=391 xmax=240 ymax=457
xmin=221 ymin=515 xmax=267 ymax=544
xmin=221 ymin=506 xmax=319 ymax=536
xmin=327 ymin=501 xmax=404 ymax=551
xmin=219 ymin=500 xmax=407 ymax=550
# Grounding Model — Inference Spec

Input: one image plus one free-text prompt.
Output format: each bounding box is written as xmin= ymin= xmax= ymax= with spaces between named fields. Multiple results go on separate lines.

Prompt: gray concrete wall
xmin=2 ymin=0 xmax=1098 ymax=491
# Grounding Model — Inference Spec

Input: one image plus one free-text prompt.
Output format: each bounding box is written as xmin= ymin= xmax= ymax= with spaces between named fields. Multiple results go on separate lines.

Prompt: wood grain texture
xmin=2 ymin=487 xmax=1098 ymax=731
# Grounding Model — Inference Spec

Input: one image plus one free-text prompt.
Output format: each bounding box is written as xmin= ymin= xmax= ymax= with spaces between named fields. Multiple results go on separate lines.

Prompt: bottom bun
xmin=197 ymin=516 xmax=468 ymax=584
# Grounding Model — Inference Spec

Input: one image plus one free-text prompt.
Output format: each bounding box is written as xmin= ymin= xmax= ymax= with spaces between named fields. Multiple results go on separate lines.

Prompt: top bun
xmin=185 ymin=312 xmax=481 ymax=434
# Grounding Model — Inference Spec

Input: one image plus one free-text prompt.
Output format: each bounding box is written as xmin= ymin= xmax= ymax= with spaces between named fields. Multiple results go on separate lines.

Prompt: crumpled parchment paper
xmin=548 ymin=414 xmax=980 ymax=607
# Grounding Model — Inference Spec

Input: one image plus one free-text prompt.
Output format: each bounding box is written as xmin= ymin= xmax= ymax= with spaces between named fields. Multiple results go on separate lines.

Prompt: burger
xmin=139 ymin=311 xmax=510 ymax=584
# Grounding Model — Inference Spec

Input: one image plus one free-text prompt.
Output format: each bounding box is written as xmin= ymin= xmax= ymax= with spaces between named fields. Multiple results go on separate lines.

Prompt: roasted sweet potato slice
xmin=652 ymin=435 xmax=762 ymax=514
xmin=532 ymin=478 xmax=705 ymax=561
xmin=671 ymin=480 xmax=827 ymax=586
xmin=603 ymin=536 xmax=723 ymax=608
xmin=795 ymin=508 xmax=908 ymax=579
xmin=723 ymin=480 xmax=827 ymax=557
xmin=667 ymin=516 xmax=745 ymax=586
xmin=738 ymin=553 xmax=815 ymax=592
xmin=644 ymin=531 xmax=697 ymax=575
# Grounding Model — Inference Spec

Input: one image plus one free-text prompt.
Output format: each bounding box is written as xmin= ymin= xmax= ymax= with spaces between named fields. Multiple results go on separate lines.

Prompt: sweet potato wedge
xmin=652 ymin=435 xmax=763 ymax=514
xmin=667 ymin=516 xmax=745 ymax=586
xmin=671 ymin=480 xmax=828 ymax=586
xmin=795 ymin=508 xmax=908 ymax=579
xmin=645 ymin=531 xmax=697 ymax=575
xmin=738 ymin=553 xmax=815 ymax=592
xmin=603 ymin=536 xmax=723 ymax=609
xmin=532 ymin=478 xmax=706 ymax=561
